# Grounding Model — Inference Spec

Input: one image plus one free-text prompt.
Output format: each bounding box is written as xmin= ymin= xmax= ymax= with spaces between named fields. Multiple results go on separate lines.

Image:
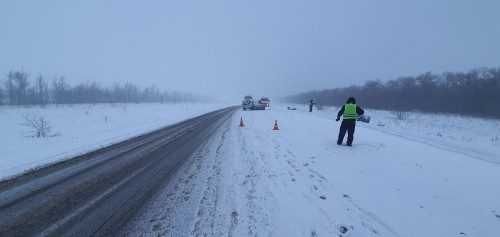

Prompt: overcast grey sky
xmin=1 ymin=0 xmax=499 ymax=102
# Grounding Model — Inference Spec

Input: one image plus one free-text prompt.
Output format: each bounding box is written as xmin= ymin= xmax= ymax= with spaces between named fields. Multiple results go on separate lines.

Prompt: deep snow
xmin=1 ymin=103 xmax=499 ymax=236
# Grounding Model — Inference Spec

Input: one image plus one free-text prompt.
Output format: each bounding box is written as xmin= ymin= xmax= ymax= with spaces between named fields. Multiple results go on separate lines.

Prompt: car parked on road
xmin=242 ymin=96 xmax=265 ymax=110
xmin=258 ymin=96 xmax=270 ymax=107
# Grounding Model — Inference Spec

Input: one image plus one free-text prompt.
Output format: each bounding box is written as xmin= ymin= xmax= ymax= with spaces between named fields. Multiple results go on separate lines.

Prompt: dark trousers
xmin=309 ymin=105 xmax=313 ymax=112
xmin=337 ymin=119 xmax=356 ymax=145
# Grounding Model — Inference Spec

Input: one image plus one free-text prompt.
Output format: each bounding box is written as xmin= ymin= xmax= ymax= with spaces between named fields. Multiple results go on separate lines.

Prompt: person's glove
xmin=336 ymin=118 xmax=340 ymax=121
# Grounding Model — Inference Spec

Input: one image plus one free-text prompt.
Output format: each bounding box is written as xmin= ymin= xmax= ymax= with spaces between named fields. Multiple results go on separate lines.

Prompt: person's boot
xmin=337 ymin=140 xmax=342 ymax=145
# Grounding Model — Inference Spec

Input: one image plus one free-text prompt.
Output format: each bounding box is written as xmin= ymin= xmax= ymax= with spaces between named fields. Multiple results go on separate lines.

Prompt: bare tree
xmin=112 ymin=83 xmax=124 ymax=103
xmin=392 ymin=110 xmax=409 ymax=120
xmin=20 ymin=114 xmax=52 ymax=137
xmin=143 ymin=85 xmax=160 ymax=102
xmin=35 ymin=74 xmax=49 ymax=105
xmin=123 ymin=83 xmax=140 ymax=103
xmin=5 ymin=71 xmax=16 ymax=105
xmin=13 ymin=70 xmax=30 ymax=105
xmin=88 ymin=81 xmax=102 ymax=104
xmin=282 ymin=66 xmax=500 ymax=118
xmin=52 ymin=76 xmax=68 ymax=104
xmin=0 ymin=86 xmax=3 ymax=105
xmin=416 ymin=72 xmax=438 ymax=111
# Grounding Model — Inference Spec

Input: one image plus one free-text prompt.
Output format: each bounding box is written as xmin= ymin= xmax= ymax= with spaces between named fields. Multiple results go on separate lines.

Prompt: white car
xmin=242 ymin=96 xmax=265 ymax=110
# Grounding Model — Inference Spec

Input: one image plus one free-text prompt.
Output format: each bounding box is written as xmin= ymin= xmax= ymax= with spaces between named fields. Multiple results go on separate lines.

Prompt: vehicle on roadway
xmin=258 ymin=96 xmax=270 ymax=107
xmin=242 ymin=95 xmax=265 ymax=110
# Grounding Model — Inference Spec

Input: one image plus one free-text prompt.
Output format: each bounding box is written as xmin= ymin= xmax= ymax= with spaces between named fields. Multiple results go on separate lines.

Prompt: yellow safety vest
xmin=343 ymin=103 xmax=357 ymax=119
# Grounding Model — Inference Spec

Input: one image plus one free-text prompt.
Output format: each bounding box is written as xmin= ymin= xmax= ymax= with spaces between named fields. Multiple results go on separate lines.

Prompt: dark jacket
xmin=337 ymin=97 xmax=364 ymax=120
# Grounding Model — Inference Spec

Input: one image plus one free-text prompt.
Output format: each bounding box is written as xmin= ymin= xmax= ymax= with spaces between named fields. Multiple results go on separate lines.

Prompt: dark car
xmin=258 ymin=96 xmax=270 ymax=107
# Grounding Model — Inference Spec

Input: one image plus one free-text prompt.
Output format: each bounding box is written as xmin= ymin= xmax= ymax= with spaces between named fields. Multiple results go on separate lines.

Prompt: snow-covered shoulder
xmin=128 ymin=103 xmax=500 ymax=236
xmin=0 ymin=102 xmax=232 ymax=180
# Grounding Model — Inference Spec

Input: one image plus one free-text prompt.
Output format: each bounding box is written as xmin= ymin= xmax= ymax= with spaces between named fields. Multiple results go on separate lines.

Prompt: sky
xmin=1 ymin=0 xmax=500 ymax=102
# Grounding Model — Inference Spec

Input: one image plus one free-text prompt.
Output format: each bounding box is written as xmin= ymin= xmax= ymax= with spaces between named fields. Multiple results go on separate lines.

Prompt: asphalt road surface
xmin=0 ymin=107 xmax=237 ymax=237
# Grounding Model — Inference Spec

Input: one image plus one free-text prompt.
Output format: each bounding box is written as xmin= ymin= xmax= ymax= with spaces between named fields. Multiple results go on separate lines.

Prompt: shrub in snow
xmin=392 ymin=110 xmax=409 ymax=120
xmin=492 ymin=135 xmax=499 ymax=146
xmin=20 ymin=114 xmax=53 ymax=138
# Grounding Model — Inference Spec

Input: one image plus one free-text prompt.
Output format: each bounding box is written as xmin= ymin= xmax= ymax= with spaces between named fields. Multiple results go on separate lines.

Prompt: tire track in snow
xmin=342 ymin=194 xmax=398 ymax=235
xmin=190 ymin=120 xmax=230 ymax=237
xmin=233 ymin=123 xmax=281 ymax=236
xmin=241 ymin=137 xmax=264 ymax=236
xmin=117 ymin=114 xmax=234 ymax=237
xmin=123 ymin=143 xmax=206 ymax=235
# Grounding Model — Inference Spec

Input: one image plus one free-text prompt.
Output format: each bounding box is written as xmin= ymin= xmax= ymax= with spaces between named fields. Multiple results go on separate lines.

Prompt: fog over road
xmin=0 ymin=107 xmax=236 ymax=237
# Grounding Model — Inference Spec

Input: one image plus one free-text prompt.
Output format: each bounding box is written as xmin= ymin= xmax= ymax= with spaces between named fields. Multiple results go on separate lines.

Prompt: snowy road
xmin=0 ymin=107 xmax=235 ymax=237
xmin=123 ymin=105 xmax=500 ymax=237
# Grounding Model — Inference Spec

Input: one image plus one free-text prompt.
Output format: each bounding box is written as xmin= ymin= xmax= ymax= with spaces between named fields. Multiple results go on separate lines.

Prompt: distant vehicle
xmin=258 ymin=96 xmax=270 ymax=107
xmin=242 ymin=96 xmax=265 ymax=110
xmin=251 ymin=100 xmax=265 ymax=110
xmin=242 ymin=98 xmax=253 ymax=110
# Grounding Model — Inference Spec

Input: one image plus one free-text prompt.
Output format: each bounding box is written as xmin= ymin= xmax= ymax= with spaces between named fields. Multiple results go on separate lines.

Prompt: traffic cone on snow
xmin=273 ymin=120 xmax=279 ymax=130
xmin=239 ymin=117 xmax=245 ymax=127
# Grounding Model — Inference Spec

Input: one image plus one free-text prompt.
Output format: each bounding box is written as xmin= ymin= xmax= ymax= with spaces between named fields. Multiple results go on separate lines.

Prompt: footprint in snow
xmin=343 ymin=194 xmax=353 ymax=203
xmin=335 ymin=224 xmax=353 ymax=236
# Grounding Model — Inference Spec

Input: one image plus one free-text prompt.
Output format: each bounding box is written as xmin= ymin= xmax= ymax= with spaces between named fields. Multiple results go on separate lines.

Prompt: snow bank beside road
xmin=309 ymin=105 xmax=500 ymax=164
xmin=0 ymin=103 xmax=232 ymax=180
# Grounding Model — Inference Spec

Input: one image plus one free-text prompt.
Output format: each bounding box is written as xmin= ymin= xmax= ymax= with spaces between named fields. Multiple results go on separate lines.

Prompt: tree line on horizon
xmin=0 ymin=70 xmax=213 ymax=106
xmin=283 ymin=66 xmax=500 ymax=119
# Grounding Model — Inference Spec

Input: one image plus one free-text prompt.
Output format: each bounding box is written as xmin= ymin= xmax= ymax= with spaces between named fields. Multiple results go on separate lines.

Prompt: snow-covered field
xmin=1 ymin=103 xmax=499 ymax=236
xmin=315 ymin=107 xmax=500 ymax=165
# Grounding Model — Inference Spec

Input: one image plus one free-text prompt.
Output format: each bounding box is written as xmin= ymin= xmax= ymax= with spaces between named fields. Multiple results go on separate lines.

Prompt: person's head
xmin=310 ymin=99 xmax=313 ymax=102
xmin=346 ymin=97 xmax=356 ymax=104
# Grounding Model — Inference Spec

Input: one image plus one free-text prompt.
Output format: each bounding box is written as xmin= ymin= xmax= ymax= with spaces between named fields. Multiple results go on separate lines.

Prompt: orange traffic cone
xmin=239 ymin=117 xmax=245 ymax=127
xmin=273 ymin=120 xmax=279 ymax=130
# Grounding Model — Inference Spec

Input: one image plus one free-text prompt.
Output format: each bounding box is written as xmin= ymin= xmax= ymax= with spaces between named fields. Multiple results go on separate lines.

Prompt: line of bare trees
xmin=1 ymin=70 xmax=209 ymax=106
xmin=283 ymin=66 xmax=500 ymax=119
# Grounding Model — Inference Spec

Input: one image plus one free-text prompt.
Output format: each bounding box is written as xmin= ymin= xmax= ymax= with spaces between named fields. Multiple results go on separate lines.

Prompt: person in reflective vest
xmin=336 ymin=97 xmax=364 ymax=146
